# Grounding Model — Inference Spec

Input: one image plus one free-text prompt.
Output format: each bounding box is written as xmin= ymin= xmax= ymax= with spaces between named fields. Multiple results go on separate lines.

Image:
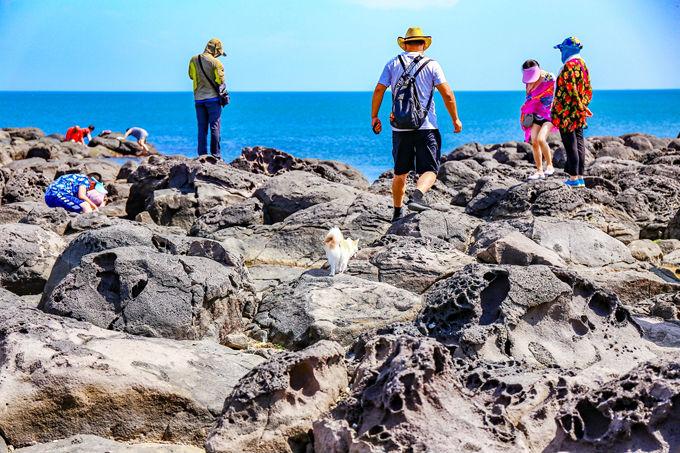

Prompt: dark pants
xmin=392 ymin=129 xmax=442 ymax=175
xmin=195 ymin=100 xmax=222 ymax=158
xmin=560 ymin=127 xmax=585 ymax=177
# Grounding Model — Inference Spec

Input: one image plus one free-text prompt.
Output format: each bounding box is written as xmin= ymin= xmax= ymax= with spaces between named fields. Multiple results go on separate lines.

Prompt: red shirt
xmin=65 ymin=126 xmax=89 ymax=143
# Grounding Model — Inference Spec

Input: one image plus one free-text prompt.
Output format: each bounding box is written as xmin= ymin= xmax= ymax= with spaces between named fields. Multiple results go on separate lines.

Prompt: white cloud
xmin=348 ymin=0 xmax=459 ymax=10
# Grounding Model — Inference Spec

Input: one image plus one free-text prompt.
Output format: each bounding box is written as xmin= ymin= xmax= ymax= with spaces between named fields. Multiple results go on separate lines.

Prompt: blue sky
xmin=1 ymin=0 xmax=679 ymax=91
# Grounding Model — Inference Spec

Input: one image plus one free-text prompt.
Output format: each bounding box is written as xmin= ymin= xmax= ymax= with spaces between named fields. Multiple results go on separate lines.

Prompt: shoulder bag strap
xmin=197 ymin=55 xmax=220 ymax=95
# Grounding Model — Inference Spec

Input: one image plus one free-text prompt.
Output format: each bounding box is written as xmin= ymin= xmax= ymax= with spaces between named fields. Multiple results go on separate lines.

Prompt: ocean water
xmin=1 ymin=90 xmax=679 ymax=181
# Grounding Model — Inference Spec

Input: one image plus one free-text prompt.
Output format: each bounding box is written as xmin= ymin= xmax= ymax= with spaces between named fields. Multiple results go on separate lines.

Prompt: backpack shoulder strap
xmin=412 ymin=58 xmax=432 ymax=79
xmin=397 ymin=55 xmax=406 ymax=71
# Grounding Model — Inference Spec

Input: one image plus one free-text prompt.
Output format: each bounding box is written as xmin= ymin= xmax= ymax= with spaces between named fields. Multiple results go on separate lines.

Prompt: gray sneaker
xmin=407 ymin=189 xmax=431 ymax=212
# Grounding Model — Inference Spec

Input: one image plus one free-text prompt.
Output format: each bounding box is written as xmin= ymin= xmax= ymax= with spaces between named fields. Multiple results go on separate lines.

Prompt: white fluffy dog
xmin=323 ymin=227 xmax=359 ymax=276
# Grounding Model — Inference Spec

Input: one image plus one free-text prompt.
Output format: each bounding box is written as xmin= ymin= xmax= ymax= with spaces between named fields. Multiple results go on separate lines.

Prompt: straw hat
xmin=397 ymin=27 xmax=432 ymax=51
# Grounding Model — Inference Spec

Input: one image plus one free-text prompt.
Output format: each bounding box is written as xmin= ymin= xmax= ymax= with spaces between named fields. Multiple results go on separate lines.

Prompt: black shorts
xmin=533 ymin=115 xmax=549 ymax=126
xmin=392 ymin=129 xmax=442 ymax=175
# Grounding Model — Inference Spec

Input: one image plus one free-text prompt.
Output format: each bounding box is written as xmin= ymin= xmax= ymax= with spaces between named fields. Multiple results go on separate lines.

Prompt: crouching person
xmin=45 ymin=173 xmax=108 ymax=213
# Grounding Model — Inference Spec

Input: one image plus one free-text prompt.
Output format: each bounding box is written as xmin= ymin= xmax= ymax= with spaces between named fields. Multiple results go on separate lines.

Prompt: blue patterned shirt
xmin=47 ymin=174 xmax=90 ymax=197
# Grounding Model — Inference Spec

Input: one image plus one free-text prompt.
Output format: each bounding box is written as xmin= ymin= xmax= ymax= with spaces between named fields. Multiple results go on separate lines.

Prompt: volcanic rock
xmin=254 ymin=170 xmax=363 ymax=224
xmin=205 ymin=341 xmax=348 ymax=453
xmin=232 ymin=146 xmax=369 ymax=189
xmin=14 ymin=435 xmax=203 ymax=452
xmin=418 ymin=264 xmax=655 ymax=370
xmin=42 ymin=246 xmax=253 ymax=342
xmin=0 ymin=302 xmax=264 ymax=448
xmin=554 ymin=360 xmax=680 ymax=452
xmin=0 ymin=223 xmax=66 ymax=295
xmin=253 ymin=273 xmax=422 ymax=349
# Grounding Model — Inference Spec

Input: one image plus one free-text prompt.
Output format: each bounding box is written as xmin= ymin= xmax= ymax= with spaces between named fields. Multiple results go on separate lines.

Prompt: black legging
xmin=560 ymin=128 xmax=585 ymax=177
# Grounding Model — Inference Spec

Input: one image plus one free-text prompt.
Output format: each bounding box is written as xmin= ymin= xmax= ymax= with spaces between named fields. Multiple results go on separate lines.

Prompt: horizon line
xmin=1 ymin=88 xmax=680 ymax=94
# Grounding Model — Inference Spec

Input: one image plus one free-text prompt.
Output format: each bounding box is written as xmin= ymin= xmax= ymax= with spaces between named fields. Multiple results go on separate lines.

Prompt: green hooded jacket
xmin=188 ymin=38 xmax=226 ymax=101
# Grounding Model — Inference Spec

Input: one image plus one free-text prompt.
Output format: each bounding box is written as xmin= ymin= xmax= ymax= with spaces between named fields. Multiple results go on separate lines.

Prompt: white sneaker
xmin=544 ymin=165 xmax=555 ymax=176
xmin=528 ymin=172 xmax=545 ymax=180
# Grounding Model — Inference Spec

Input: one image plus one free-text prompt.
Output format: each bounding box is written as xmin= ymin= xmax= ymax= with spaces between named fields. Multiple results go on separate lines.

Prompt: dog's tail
xmin=323 ymin=226 xmax=343 ymax=249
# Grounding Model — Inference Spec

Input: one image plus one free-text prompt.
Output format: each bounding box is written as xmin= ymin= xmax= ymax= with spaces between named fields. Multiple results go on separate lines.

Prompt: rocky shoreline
xmin=0 ymin=126 xmax=679 ymax=452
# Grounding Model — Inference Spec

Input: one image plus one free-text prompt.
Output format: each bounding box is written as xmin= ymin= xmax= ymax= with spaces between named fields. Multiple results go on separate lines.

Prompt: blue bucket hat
xmin=554 ymin=36 xmax=583 ymax=50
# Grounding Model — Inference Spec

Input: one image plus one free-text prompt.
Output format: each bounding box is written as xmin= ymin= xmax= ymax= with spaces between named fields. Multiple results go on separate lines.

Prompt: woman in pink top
xmin=520 ymin=60 xmax=557 ymax=180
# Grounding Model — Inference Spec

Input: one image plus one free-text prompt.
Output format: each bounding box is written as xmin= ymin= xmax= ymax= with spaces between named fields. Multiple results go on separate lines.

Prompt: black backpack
xmin=390 ymin=55 xmax=433 ymax=130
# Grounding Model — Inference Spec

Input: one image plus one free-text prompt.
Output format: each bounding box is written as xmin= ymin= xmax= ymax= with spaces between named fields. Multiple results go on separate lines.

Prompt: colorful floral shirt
xmin=551 ymin=57 xmax=592 ymax=132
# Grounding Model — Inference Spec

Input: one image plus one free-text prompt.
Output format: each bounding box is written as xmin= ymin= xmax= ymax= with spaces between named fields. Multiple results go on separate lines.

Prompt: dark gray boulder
xmin=387 ymin=207 xmax=482 ymax=250
xmin=42 ymin=223 xmax=155 ymax=299
xmin=89 ymin=132 xmax=158 ymax=156
xmin=668 ymin=208 xmax=680 ymax=239
xmin=253 ymin=273 xmax=422 ymax=349
xmin=190 ymin=198 xmax=264 ymax=236
xmin=2 ymin=127 xmax=45 ymax=141
xmin=42 ymin=246 xmax=254 ymax=343
xmin=0 ymin=223 xmax=66 ymax=295
xmin=254 ymin=170 xmax=362 ymax=224
xmin=0 ymin=168 xmax=49 ymax=203
xmin=126 ymin=156 xmax=266 ymax=229
xmin=348 ymin=234 xmax=474 ymax=293
xmin=465 ymin=174 xmax=522 ymax=218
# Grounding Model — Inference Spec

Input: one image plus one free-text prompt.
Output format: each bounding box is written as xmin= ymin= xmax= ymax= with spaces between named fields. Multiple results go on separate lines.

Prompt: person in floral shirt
xmin=551 ymin=36 xmax=592 ymax=188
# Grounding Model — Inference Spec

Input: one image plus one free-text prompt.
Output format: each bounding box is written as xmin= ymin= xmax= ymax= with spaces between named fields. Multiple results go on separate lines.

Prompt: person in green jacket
xmin=188 ymin=38 xmax=226 ymax=158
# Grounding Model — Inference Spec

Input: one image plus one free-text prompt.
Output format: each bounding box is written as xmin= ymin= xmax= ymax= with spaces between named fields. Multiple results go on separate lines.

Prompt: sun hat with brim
xmin=398 ymin=27 xmax=432 ymax=51
xmin=205 ymin=38 xmax=227 ymax=57
xmin=554 ymin=36 xmax=583 ymax=50
xmin=522 ymin=66 xmax=541 ymax=84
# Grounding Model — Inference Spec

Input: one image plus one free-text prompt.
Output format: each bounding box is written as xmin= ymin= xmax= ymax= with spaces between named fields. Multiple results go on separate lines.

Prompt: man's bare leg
xmin=408 ymin=171 xmax=437 ymax=212
xmin=392 ymin=173 xmax=407 ymax=207
xmin=415 ymin=171 xmax=437 ymax=194
xmin=391 ymin=173 xmax=408 ymax=222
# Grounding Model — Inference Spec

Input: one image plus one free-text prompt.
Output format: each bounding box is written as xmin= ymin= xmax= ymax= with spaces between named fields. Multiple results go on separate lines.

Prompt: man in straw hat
xmin=371 ymin=27 xmax=462 ymax=222
xmin=189 ymin=38 xmax=227 ymax=159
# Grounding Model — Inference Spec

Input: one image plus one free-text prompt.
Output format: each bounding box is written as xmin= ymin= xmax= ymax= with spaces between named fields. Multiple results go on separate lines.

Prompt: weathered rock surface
xmin=628 ymin=238 xmax=663 ymax=262
xmin=205 ymin=341 xmax=348 ymax=453
xmin=0 ymin=223 xmax=66 ymax=295
xmin=190 ymin=197 xmax=264 ymax=236
xmin=387 ymin=207 xmax=482 ymax=250
xmin=2 ymin=128 xmax=680 ymax=451
xmin=214 ymin=192 xmax=392 ymax=267
xmin=348 ymin=235 xmax=475 ymax=293
xmin=554 ymin=360 xmax=680 ymax=452
xmin=0 ymin=302 xmax=264 ymax=448
xmin=253 ymin=273 xmax=422 ymax=349
xmin=476 ymin=230 xmax=567 ymax=266
xmin=14 ymin=435 xmax=203 ymax=452
xmin=314 ymin=335 xmax=516 ymax=453
xmin=254 ymin=170 xmax=363 ymax=224
xmin=126 ymin=156 xmax=266 ymax=228
xmin=232 ymin=146 xmax=369 ymax=189
xmin=418 ymin=264 xmax=655 ymax=370
xmin=42 ymin=246 xmax=253 ymax=343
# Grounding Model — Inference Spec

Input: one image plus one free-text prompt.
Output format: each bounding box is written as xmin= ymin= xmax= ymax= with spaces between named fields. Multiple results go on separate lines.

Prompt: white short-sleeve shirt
xmin=378 ymin=51 xmax=447 ymax=131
